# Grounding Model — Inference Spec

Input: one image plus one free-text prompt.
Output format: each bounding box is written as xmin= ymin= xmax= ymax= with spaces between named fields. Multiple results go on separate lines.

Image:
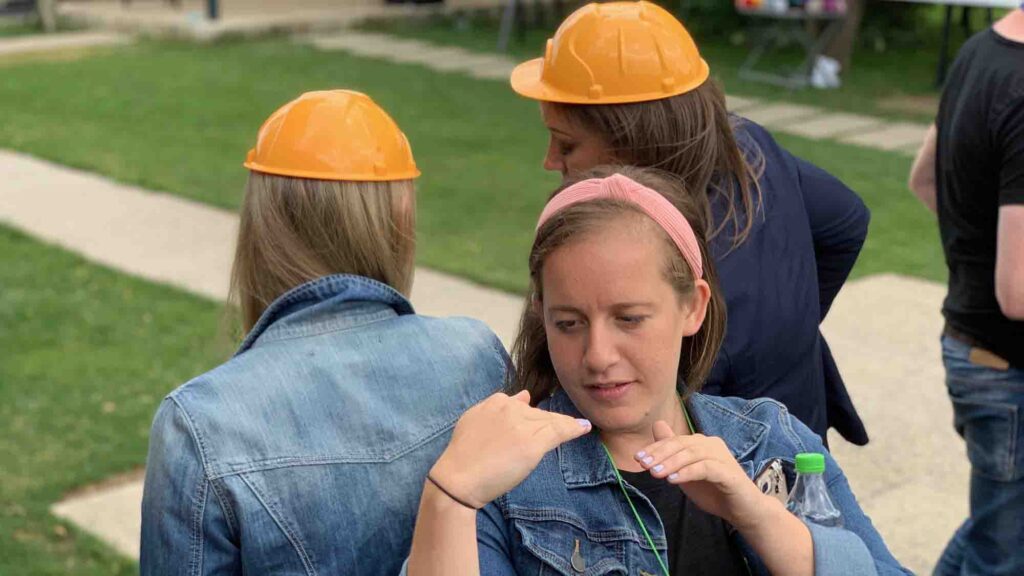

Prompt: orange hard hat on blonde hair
xmin=244 ymin=90 xmax=420 ymax=181
xmin=510 ymin=1 xmax=709 ymax=105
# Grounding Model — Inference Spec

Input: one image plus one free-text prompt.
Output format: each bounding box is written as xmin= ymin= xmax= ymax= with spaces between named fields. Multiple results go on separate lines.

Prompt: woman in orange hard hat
xmin=510 ymin=1 xmax=870 ymax=449
xmin=139 ymin=90 xmax=507 ymax=576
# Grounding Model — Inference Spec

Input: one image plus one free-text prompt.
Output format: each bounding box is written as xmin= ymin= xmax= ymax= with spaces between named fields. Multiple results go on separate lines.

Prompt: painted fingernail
xmin=642 ymin=456 xmax=654 ymax=466
xmin=668 ymin=473 xmax=679 ymax=481
xmin=576 ymin=418 xmax=592 ymax=428
xmin=653 ymin=464 xmax=664 ymax=473
xmin=635 ymin=450 xmax=647 ymax=460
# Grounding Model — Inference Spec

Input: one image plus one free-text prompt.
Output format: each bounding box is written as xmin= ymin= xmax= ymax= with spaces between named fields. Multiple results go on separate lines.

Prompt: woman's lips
xmin=584 ymin=381 xmax=634 ymax=401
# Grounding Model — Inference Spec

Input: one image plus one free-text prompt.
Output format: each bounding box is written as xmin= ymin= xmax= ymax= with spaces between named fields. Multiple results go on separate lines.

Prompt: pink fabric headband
xmin=535 ymin=173 xmax=703 ymax=278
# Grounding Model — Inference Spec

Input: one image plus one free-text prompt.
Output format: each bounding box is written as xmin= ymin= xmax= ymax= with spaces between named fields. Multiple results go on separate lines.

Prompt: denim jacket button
xmin=571 ymin=538 xmax=586 ymax=573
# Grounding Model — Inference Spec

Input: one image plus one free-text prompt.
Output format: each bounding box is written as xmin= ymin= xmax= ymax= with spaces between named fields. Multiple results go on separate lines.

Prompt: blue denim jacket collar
xmin=235 ymin=274 xmax=415 ymax=355
xmin=548 ymin=389 xmax=769 ymax=488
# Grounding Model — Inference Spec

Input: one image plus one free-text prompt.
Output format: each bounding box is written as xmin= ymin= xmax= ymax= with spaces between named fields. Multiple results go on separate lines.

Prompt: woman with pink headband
xmin=404 ymin=167 xmax=909 ymax=575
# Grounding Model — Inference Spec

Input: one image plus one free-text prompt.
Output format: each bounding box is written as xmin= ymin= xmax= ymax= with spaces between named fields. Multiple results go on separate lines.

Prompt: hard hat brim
xmin=510 ymin=57 xmax=712 ymax=105
xmin=243 ymin=161 xmax=421 ymax=182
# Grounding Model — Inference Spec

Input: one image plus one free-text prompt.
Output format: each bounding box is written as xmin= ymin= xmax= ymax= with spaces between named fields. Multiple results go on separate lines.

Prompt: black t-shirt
xmin=936 ymin=28 xmax=1024 ymax=368
xmin=618 ymin=470 xmax=749 ymax=575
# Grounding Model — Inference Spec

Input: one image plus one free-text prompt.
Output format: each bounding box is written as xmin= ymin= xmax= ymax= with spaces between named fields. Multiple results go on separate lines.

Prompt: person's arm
xmin=908 ymin=124 xmax=939 ymax=214
xmin=795 ymin=156 xmax=870 ymax=320
xmin=140 ymin=399 xmax=239 ymax=576
xmin=996 ymin=206 xmax=1024 ymax=319
xmin=406 ymin=391 xmax=592 ymax=575
xmin=995 ymin=101 xmax=1024 ymax=319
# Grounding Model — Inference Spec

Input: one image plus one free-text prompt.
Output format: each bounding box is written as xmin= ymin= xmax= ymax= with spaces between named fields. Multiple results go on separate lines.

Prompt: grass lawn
xmin=0 ymin=225 xmax=228 ymax=575
xmin=0 ymin=38 xmax=944 ymax=292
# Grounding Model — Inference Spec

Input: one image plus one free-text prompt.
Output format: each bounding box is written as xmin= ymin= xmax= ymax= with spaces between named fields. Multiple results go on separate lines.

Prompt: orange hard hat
xmin=510 ymin=1 xmax=710 ymax=105
xmin=244 ymin=90 xmax=420 ymax=182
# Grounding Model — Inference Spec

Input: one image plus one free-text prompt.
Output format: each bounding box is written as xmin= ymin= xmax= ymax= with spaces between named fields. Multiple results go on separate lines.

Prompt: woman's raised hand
xmin=635 ymin=421 xmax=772 ymax=531
xmin=429 ymin=390 xmax=592 ymax=509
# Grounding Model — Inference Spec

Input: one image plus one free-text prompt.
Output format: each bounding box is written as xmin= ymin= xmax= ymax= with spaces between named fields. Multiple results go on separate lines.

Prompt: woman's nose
xmin=543 ymin=142 xmax=562 ymax=173
xmin=583 ymin=323 xmax=619 ymax=374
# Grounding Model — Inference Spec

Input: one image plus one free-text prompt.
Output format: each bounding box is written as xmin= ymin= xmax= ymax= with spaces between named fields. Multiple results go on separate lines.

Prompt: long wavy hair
xmin=548 ymin=79 xmax=764 ymax=249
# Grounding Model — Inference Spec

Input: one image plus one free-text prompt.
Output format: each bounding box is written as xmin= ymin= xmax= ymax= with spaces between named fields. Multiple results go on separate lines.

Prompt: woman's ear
xmin=531 ymin=293 xmax=543 ymax=318
xmin=680 ymin=279 xmax=711 ymax=337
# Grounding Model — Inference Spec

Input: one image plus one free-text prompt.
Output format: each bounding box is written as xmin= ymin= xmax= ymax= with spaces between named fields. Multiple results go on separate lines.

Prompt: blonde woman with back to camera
xmin=140 ymin=90 xmax=508 ymax=575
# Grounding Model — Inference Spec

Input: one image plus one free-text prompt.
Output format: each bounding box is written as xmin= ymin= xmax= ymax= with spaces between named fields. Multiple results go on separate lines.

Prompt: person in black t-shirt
xmin=908 ymin=7 xmax=1024 ymax=575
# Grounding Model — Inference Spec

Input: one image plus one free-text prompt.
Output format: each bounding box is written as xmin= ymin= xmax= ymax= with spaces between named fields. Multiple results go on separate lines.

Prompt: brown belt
xmin=943 ymin=324 xmax=1011 ymax=370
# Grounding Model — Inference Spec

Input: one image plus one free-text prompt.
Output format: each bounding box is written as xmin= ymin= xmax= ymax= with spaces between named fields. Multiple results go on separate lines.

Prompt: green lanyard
xmin=599 ymin=401 xmax=695 ymax=576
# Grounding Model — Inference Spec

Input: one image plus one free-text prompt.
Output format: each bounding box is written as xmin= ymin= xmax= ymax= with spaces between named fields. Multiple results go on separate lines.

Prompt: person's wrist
xmin=429 ymin=457 xmax=483 ymax=509
xmin=731 ymin=491 xmax=786 ymax=535
xmin=422 ymin=476 xmax=479 ymax=518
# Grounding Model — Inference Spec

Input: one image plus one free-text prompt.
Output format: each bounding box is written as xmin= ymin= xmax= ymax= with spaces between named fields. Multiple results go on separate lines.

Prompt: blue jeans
xmin=934 ymin=335 xmax=1024 ymax=576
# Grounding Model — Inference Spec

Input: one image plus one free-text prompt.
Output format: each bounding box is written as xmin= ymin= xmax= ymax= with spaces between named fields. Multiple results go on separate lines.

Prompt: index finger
xmin=533 ymin=412 xmax=592 ymax=452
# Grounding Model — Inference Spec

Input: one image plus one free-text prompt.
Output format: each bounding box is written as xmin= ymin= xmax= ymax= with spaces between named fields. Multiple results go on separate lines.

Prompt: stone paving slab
xmin=0 ymin=31 xmax=132 ymax=57
xmin=739 ymin=103 xmax=823 ymax=128
xmin=778 ymin=112 xmax=884 ymax=140
xmin=52 ymin=476 xmax=145 ymax=560
xmin=725 ymin=94 xmax=760 ymax=112
xmin=841 ymin=122 xmax=931 ymax=151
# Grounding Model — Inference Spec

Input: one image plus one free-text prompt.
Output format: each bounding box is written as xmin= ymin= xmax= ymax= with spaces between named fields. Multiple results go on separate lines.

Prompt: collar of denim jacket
xmin=547 ymin=389 xmax=768 ymax=488
xmin=235 ymin=274 xmax=415 ymax=355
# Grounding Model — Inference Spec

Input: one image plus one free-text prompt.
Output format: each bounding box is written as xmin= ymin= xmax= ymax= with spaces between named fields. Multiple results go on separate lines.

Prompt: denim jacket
xmin=140 ymin=274 xmax=508 ymax=576
xmin=468 ymin=390 xmax=911 ymax=576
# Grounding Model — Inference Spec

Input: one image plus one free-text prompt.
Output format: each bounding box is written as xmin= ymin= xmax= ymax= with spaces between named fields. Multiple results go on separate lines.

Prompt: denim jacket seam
xmin=170 ymin=397 xmax=216 ymax=474
xmin=238 ymin=274 xmax=412 ymax=354
xmin=237 ymin=472 xmax=318 ymax=576
xmin=483 ymin=329 xmax=512 ymax=378
xmin=170 ymin=397 xmax=240 ymax=549
xmin=506 ymin=507 xmax=638 ymax=542
xmin=205 ymin=417 xmax=460 ymax=480
xmin=253 ymin=308 xmax=396 ymax=346
xmin=189 ymin=476 xmax=208 ymax=576
xmin=773 ymin=402 xmax=810 ymax=453
xmin=207 ymin=477 xmax=239 ymax=542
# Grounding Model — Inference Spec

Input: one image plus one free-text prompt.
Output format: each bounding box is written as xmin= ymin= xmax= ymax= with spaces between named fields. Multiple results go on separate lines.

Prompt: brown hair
xmin=228 ymin=172 xmax=416 ymax=333
xmin=508 ymin=165 xmax=726 ymax=403
xmin=549 ymin=79 xmax=764 ymax=248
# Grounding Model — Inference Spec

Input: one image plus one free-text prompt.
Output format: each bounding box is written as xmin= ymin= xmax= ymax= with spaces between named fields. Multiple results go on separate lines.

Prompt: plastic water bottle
xmin=785 ymin=453 xmax=843 ymax=528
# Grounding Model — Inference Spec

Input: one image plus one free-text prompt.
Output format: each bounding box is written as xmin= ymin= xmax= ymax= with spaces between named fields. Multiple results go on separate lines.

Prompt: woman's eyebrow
xmin=610 ymin=302 xmax=654 ymax=311
xmin=548 ymin=127 xmax=575 ymax=139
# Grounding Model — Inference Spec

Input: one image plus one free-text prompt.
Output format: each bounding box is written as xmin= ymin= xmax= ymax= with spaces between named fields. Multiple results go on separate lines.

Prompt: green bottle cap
xmin=795 ymin=453 xmax=825 ymax=474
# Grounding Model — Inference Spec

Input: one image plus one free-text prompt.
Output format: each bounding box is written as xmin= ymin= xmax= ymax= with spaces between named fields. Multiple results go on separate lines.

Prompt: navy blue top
xmin=702 ymin=119 xmax=870 ymax=446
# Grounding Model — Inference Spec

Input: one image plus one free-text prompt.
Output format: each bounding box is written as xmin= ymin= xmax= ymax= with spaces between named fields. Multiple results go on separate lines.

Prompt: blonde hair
xmin=550 ymin=79 xmax=764 ymax=249
xmin=509 ymin=165 xmax=726 ymax=403
xmin=229 ymin=173 xmax=416 ymax=333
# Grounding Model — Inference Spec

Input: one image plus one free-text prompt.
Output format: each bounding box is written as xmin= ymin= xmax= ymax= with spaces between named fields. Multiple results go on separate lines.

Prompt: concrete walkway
xmin=57 ymin=0 xmax=508 ymax=41
xmin=304 ymin=31 xmax=931 ymax=156
xmin=1 ymin=148 xmax=961 ymax=574
xmin=0 ymin=30 xmax=132 ymax=57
